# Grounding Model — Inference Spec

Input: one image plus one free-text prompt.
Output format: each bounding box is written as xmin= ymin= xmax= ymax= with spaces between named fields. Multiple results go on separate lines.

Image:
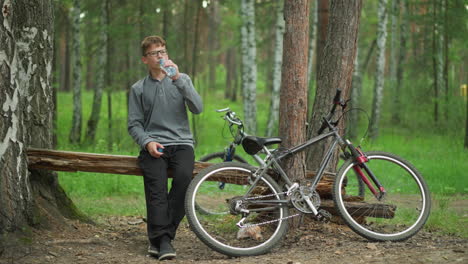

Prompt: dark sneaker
xmin=158 ymin=237 xmax=176 ymax=261
xmin=147 ymin=244 xmax=159 ymax=257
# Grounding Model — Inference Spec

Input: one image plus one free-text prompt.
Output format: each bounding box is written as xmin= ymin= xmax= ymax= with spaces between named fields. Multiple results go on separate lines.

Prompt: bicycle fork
xmin=348 ymin=140 xmax=387 ymax=200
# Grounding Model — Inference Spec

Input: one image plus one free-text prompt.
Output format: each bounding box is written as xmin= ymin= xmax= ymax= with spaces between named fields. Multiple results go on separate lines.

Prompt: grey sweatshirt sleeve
xmin=173 ymin=74 xmax=203 ymax=114
xmin=127 ymin=85 xmax=153 ymax=149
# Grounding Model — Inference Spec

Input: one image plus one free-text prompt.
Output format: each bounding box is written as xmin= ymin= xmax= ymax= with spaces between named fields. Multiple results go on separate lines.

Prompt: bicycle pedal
xmin=316 ymin=209 xmax=332 ymax=222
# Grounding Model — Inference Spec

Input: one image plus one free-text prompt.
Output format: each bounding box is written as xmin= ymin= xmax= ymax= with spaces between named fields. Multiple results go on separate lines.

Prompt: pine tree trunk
xmin=316 ymin=0 xmax=329 ymax=66
xmin=240 ymin=0 xmax=257 ymax=134
xmin=69 ymin=0 xmax=82 ymax=145
xmin=306 ymin=0 xmax=362 ymax=172
xmin=208 ymin=0 xmax=220 ymax=91
xmin=395 ymin=0 xmax=408 ymax=125
xmin=307 ymin=0 xmax=318 ymax=89
xmin=279 ymin=0 xmax=310 ymax=184
xmin=389 ymin=0 xmax=399 ymax=124
xmin=266 ymin=0 xmax=284 ymax=137
xmin=0 ymin=0 xmax=86 ymax=233
xmin=348 ymin=48 xmax=361 ymax=140
xmin=369 ymin=0 xmax=388 ymax=140
xmin=85 ymin=0 xmax=108 ymax=143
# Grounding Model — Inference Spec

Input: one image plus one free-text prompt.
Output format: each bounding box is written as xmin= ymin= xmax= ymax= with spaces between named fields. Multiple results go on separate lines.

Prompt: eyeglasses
xmin=146 ymin=49 xmax=167 ymax=57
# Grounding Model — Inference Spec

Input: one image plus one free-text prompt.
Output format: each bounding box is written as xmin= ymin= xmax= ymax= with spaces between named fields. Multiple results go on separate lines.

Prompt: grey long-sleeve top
xmin=128 ymin=73 xmax=203 ymax=149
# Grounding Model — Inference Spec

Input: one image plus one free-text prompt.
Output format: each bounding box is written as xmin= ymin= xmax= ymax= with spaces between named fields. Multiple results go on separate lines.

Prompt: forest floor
xmin=1 ymin=213 xmax=467 ymax=264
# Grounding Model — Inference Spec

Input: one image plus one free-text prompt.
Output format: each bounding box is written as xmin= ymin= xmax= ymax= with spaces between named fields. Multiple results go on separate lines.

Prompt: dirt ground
xmin=1 ymin=215 xmax=466 ymax=264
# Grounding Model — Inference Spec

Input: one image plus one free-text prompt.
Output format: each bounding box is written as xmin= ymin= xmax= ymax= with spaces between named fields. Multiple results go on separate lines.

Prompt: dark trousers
xmin=138 ymin=145 xmax=194 ymax=245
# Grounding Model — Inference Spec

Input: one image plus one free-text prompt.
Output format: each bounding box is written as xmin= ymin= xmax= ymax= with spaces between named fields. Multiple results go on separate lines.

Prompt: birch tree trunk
xmin=369 ymin=0 xmax=388 ymax=140
xmin=306 ymin=0 xmax=362 ymax=172
xmin=0 ymin=0 xmax=85 ymax=233
xmin=85 ymin=0 xmax=108 ymax=143
xmin=69 ymin=0 xmax=82 ymax=145
xmin=279 ymin=0 xmax=310 ymax=184
xmin=240 ymin=0 xmax=257 ymax=134
xmin=266 ymin=0 xmax=284 ymax=137
xmin=432 ymin=0 xmax=445 ymax=124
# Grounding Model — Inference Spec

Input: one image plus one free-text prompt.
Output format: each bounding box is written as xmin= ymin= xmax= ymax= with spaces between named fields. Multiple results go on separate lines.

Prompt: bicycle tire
xmin=199 ymin=151 xmax=248 ymax=163
xmin=333 ymin=151 xmax=431 ymax=241
xmin=185 ymin=162 xmax=289 ymax=257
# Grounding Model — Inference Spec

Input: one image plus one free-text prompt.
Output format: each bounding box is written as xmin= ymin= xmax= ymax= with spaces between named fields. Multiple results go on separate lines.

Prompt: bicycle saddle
xmin=242 ymin=136 xmax=282 ymax=155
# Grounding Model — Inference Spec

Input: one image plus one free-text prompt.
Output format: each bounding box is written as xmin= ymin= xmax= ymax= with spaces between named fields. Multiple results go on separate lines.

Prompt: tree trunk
xmin=394 ymin=0 xmax=408 ymax=125
xmin=0 ymin=0 xmax=86 ymax=233
xmin=369 ymin=0 xmax=388 ymax=140
xmin=307 ymin=0 xmax=318 ymax=90
xmin=266 ymin=0 xmax=284 ymax=137
xmin=240 ymin=0 xmax=257 ymax=134
xmin=465 ymin=94 xmax=468 ymax=149
xmin=306 ymin=0 xmax=362 ymax=172
xmin=348 ymin=48 xmax=361 ymax=140
xmin=58 ymin=11 xmax=71 ymax=92
xmin=208 ymin=0 xmax=221 ymax=91
xmin=85 ymin=0 xmax=108 ymax=143
xmin=316 ymin=0 xmax=329 ymax=66
xmin=279 ymin=0 xmax=310 ymax=184
xmin=69 ymin=0 xmax=82 ymax=145
xmin=389 ymin=0 xmax=399 ymax=124
xmin=106 ymin=0 xmax=113 ymax=151
xmin=225 ymin=47 xmax=238 ymax=102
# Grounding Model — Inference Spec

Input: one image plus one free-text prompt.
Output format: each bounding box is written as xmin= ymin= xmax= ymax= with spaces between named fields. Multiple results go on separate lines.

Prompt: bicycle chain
xmin=239 ymin=190 xmax=302 ymax=228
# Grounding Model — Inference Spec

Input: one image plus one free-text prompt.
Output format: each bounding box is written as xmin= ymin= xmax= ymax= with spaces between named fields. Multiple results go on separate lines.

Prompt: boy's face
xmin=141 ymin=44 xmax=168 ymax=69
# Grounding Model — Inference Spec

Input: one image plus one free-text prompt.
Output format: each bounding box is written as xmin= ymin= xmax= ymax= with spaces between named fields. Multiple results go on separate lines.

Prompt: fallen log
xmin=27 ymin=148 xmax=395 ymax=219
xmin=26 ymin=148 xmax=336 ymax=196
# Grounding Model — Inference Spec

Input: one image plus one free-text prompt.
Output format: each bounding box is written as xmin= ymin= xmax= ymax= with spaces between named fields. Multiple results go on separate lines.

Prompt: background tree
xmin=279 ymin=0 xmax=310 ymax=185
xmin=265 ymin=0 xmax=284 ymax=137
xmin=306 ymin=0 xmax=362 ymax=172
xmin=69 ymin=0 xmax=82 ymax=145
xmin=85 ymin=0 xmax=108 ymax=143
xmin=240 ymin=0 xmax=257 ymax=134
xmin=0 ymin=0 xmax=85 ymax=233
xmin=369 ymin=0 xmax=388 ymax=140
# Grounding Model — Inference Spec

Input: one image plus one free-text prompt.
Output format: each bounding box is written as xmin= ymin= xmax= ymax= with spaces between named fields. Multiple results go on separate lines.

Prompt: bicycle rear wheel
xmin=185 ymin=162 xmax=289 ymax=257
xmin=333 ymin=151 xmax=431 ymax=241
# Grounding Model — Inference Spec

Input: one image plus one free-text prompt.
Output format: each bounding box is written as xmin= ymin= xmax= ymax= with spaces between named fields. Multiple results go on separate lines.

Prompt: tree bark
xmin=69 ymin=0 xmax=82 ymax=145
xmin=240 ymin=0 xmax=257 ymax=134
xmin=266 ymin=0 xmax=284 ymax=137
xmin=0 ymin=0 xmax=86 ymax=233
xmin=369 ymin=0 xmax=388 ymax=140
xmin=208 ymin=0 xmax=221 ymax=91
xmin=389 ymin=0 xmax=399 ymax=124
xmin=85 ymin=0 xmax=108 ymax=143
xmin=307 ymin=0 xmax=318 ymax=90
xmin=316 ymin=0 xmax=329 ymax=66
xmin=394 ymin=0 xmax=408 ymax=125
xmin=306 ymin=0 xmax=362 ymax=172
xmin=279 ymin=0 xmax=310 ymax=184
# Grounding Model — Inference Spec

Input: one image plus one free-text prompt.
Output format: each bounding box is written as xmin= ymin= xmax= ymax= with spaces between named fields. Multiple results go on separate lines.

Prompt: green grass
xmin=56 ymin=89 xmax=468 ymax=237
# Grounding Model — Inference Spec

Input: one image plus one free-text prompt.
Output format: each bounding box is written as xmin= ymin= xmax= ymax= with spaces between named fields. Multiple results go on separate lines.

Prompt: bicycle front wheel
xmin=185 ymin=162 xmax=289 ymax=257
xmin=333 ymin=151 xmax=431 ymax=241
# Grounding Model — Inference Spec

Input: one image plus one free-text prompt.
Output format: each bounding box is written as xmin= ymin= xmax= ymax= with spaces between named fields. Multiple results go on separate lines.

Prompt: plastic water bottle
xmin=159 ymin=59 xmax=177 ymax=77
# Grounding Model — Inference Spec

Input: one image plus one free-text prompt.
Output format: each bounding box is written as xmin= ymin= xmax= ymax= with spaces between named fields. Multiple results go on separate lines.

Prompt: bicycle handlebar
xmin=216 ymin=108 xmax=243 ymax=126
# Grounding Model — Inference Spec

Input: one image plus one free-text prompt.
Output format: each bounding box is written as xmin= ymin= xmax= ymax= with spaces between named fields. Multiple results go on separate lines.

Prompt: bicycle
xmin=185 ymin=89 xmax=431 ymax=257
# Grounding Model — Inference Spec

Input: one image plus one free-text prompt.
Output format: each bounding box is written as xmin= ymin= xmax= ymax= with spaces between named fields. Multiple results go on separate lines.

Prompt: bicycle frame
xmin=241 ymin=128 xmax=343 ymax=216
